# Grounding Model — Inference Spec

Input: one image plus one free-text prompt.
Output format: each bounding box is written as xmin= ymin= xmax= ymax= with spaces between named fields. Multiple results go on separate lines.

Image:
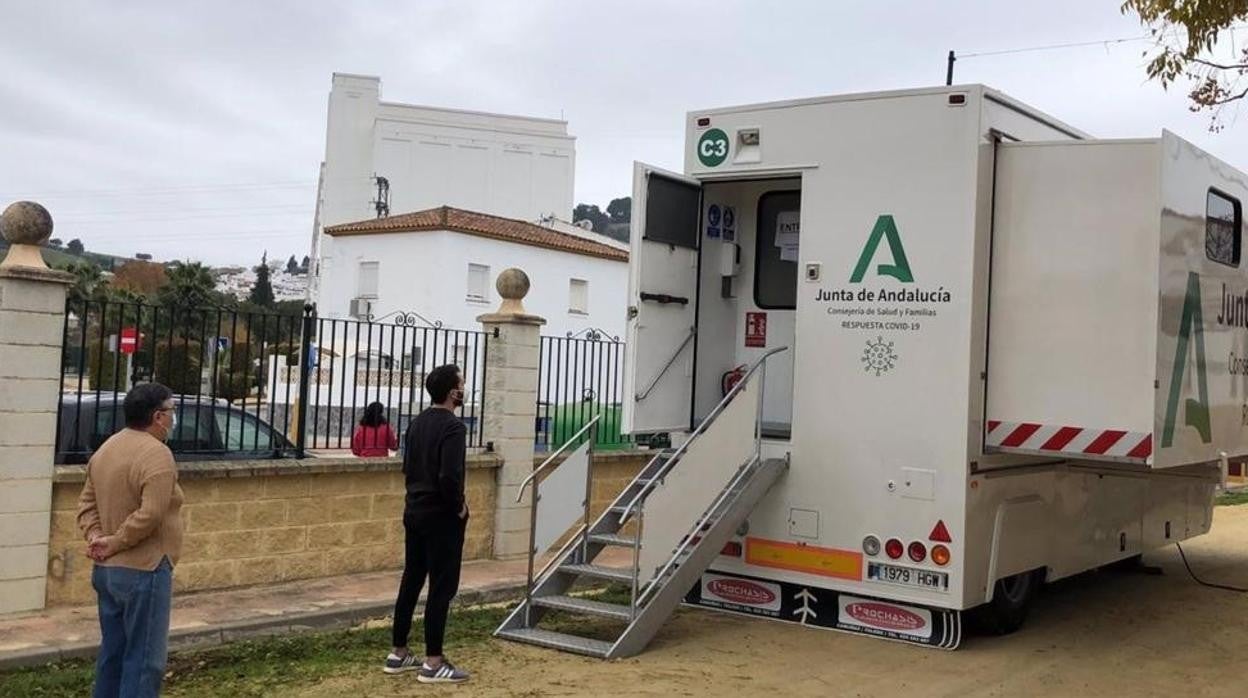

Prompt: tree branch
xmin=1207 ymin=85 xmax=1248 ymax=106
xmin=1188 ymin=56 xmax=1248 ymax=71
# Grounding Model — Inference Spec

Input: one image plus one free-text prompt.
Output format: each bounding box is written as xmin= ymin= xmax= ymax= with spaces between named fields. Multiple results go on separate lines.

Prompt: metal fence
xmin=535 ymin=333 xmax=632 ymax=452
xmin=56 ymin=299 xmax=488 ymax=463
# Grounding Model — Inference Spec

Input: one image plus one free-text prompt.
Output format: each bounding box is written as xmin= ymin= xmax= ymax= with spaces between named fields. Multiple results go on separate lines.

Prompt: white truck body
xmin=621 ymin=85 xmax=1239 ymax=647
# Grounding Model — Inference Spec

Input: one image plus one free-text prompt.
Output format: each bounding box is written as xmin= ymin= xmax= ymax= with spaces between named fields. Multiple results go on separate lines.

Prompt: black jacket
xmin=402 ymin=408 xmax=467 ymax=518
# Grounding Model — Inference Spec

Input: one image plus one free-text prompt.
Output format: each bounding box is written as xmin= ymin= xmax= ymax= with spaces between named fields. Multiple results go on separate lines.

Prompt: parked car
xmin=56 ymin=393 xmax=295 ymax=464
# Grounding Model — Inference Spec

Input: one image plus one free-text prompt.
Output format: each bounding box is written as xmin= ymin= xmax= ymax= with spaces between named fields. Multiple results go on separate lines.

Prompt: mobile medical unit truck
xmin=496 ymin=84 xmax=1245 ymax=655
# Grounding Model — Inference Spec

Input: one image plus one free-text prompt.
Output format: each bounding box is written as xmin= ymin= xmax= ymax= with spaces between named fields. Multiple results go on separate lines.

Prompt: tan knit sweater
xmin=77 ymin=429 xmax=184 ymax=571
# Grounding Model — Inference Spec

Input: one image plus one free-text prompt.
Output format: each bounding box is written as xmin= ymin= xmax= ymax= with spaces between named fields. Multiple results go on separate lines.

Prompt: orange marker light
xmin=932 ymin=544 xmax=951 ymax=566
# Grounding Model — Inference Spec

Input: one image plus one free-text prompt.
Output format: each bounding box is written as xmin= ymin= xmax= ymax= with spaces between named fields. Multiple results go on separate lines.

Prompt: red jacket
xmin=351 ymin=423 xmax=397 ymax=457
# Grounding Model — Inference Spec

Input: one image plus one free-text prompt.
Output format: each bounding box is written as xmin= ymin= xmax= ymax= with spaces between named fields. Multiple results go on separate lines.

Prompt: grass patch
xmin=0 ymin=586 xmax=630 ymax=697
xmin=1216 ymin=489 xmax=1248 ymax=506
xmin=0 ymin=603 xmax=513 ymax=698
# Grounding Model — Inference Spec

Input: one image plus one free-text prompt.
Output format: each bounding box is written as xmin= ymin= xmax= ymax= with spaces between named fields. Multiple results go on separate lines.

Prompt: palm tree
xmin=61 ymin=261 xmax=103 ymax=305
xmin=159 ymin=261 xmax=217 ymax=309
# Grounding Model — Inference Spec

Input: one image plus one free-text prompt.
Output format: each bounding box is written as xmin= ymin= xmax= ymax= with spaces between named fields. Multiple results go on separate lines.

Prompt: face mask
xmin=452 ymin=389 xmax=464 ymax=408
xmin=160 ymin=409 xmax=177 ymax=441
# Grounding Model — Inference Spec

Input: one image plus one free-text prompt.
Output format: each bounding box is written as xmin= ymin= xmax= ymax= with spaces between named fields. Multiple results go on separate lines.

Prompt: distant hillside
xmin=0 ymin=239 xmax=130 ymax=270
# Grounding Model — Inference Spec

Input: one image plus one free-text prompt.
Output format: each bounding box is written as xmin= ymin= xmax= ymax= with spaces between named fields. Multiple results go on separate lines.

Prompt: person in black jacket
xmin=383 ymin=364 xmax=471 ymax=684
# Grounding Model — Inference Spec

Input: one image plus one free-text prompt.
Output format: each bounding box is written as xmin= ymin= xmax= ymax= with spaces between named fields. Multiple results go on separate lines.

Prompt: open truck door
xmin=622 ymin=162 xmax=701 ymax=434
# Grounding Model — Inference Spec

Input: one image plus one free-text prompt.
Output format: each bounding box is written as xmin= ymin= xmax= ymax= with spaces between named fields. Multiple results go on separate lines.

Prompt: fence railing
xmin=535 ymin=334 xmax=632 ymax=452
xmin=56 ymin=299 xmax=487 ymax=463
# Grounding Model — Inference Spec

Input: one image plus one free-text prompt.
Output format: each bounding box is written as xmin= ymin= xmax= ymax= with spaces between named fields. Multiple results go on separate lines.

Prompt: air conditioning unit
xmin=349 ymin=297 xmax=373 ymax=319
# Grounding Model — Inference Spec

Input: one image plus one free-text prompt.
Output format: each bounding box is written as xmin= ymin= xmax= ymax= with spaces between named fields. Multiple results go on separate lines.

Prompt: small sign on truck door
xmin=745 ymin=311 xmax=767 ymax=347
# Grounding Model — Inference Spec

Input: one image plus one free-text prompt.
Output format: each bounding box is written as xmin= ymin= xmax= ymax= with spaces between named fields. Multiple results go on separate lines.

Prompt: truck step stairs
xmin=558 ymin=563 xmax=634 ymax=583
xmin=494 ymin=627 xmax=612 ymax=658
xmin=530 ymin=594 xmax=633 ymax=621
xmin=588 ymin=532 xmax=636 ymax=547
xmin=494 ymin=348 xmax=790 ymax=659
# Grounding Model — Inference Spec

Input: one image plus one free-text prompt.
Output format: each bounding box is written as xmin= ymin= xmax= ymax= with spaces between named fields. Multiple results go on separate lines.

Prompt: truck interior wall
xmin=694 ymin=178 xmax=800 ymax=430
xmin=985 ymin=140 xmax=1161 ymax=445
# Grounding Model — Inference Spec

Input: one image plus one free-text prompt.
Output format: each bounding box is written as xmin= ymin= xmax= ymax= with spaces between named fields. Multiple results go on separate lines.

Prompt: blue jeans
xmin=91 ymin=557 xmax=173 ymax=698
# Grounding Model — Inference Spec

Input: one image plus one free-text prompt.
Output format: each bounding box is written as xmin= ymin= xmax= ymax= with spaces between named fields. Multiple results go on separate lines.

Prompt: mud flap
xmin=683 ymin=569 xmax=961 ymax=650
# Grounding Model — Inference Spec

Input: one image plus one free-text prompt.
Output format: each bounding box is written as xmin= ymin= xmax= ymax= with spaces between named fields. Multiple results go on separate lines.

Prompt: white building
xmin=310 ymin=73 xmax=578 ymax=301
xmin=318 ymin=205 xmax=627 ymax=339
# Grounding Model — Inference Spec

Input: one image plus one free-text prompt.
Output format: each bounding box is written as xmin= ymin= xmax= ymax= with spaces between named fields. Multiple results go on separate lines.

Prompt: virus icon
xmin=862 ymin=336 xmax=897 ymax=376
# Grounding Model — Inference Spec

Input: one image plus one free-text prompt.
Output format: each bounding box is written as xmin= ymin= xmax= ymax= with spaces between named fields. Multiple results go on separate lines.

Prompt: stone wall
xmin=42 ymin=450 xmax=652 ymax=607
xmin=45 ymin=455 xmax=500 ymax=606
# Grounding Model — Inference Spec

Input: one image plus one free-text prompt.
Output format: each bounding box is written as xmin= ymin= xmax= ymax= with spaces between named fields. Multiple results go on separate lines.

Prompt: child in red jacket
xmin=352 ymin=402 xmax=398 ymax=457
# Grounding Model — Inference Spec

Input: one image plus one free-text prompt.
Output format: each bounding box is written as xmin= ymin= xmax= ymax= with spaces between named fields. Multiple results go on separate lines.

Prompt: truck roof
xmin=686 ymin=83 xmax=1090 ymax=141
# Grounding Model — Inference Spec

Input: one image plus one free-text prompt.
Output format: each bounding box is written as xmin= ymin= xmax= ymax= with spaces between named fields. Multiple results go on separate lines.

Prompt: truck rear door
xmin=621 ymin=162 xmax=702 ymax=434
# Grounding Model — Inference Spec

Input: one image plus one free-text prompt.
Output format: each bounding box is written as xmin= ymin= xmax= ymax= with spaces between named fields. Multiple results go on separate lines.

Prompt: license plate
xmin=868 ymin=562 xmax=948 ymax=591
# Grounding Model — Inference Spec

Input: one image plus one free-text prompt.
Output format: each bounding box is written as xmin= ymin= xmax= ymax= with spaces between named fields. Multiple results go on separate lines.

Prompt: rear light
xmin=884 ymin=538 xmax=904 ymax=559
xmin=720 ymin=541 xmax=742 ymax=557
xmin=908 ymin=541 xmax=927 ymax=563
xmin=932 ymin=544 xmax=950 ymax=566
xmin=862 ymin=535 xmax=881 ymax=556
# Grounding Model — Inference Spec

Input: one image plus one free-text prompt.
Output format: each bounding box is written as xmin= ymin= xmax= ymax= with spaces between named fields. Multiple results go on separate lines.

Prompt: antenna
xmin=371 ymin=174 xmax=390 ymax=218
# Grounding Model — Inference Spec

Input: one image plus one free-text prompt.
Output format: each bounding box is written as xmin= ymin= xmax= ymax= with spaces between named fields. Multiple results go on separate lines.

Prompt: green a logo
xmin=850 ymin=215 xmax=913 ymax=283
xmin=1161 ymin=271 xmax=1212 ymax=447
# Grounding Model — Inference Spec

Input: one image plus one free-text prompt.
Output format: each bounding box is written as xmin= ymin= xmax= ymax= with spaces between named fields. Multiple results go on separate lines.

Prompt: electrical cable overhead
xmin=947 ymin=24 xmax=1248 ymax=84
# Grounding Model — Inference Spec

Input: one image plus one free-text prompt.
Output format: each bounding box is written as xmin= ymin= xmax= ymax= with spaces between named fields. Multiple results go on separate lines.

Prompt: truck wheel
xmin=970 ymin=569 xmax=1042 ymax=635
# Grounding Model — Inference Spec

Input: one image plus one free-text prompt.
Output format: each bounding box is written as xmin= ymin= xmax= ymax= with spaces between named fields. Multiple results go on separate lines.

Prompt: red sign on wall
xmin=745 ymin=312 xmax=767 ymax=348
xmin=119 ymin=327 xmax=139 ymax=355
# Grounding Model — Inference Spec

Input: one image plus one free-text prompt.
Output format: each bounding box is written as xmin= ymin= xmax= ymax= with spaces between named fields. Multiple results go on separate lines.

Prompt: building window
xmin=1207 ymin=189 xmax=1242 ymax=268
xmin=467 ymin=264 xmax=491 ymax=303
xmin=402 ymin=348 xmax=424 ymax=371
xmin=569 ymin=278 xmax=588 ymax=314
xmin=357 ymin=261 xmax=379 ymax=298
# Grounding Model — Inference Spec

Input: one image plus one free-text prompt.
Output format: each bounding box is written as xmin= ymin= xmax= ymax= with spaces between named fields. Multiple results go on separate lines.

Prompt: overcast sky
xmin=2 ymin=1 xmax=1246 ymax=266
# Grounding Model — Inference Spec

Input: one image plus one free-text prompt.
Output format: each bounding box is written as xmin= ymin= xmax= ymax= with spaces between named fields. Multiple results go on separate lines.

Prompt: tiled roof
xmin=323 ymin=206 xmax=628 ymax=262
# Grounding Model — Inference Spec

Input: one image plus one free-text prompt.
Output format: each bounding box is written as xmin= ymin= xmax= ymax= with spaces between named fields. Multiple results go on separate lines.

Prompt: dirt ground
xmin=301 ymin=505 xmax=1248 ymax=697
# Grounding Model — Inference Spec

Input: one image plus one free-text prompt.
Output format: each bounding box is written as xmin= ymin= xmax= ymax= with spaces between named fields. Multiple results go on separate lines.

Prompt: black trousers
xmin=391 ymin=511 xmax=466 ymax=655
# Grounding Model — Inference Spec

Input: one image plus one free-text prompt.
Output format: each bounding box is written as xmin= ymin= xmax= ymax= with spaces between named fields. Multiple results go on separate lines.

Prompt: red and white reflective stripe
xmin=986 ymin=421 xmax=1152 ymax=461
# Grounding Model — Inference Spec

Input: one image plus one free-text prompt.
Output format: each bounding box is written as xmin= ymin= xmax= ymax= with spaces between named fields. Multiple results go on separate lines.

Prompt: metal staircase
xmin=494 ymin=347 xmax=788 ymax=659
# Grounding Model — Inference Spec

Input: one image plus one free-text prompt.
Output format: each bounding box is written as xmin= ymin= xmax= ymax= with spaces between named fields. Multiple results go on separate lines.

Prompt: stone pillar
xmin=0 ymin=202 xmax=73 ymax=614
xmin=478 ymin=268 xmax=545 ymax=559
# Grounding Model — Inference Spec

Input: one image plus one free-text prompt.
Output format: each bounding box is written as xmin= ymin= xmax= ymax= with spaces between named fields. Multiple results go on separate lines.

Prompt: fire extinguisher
xmin=721 ymin=364 xmax=747 ymax=396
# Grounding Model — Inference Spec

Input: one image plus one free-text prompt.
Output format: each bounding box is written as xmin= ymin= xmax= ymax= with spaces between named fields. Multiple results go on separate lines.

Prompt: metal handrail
xmin=516 ymin=415 xmax=601 ymax=503
xmin=531 ymin=523 xmax=588 ymax=588
xmin=634 ymin=328 xmax=695 ymax=401
xmin=620 ymin=346 xmax=788 ymax=519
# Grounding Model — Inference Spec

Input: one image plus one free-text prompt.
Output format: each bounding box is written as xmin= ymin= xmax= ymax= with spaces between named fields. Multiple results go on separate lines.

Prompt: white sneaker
xmin=417 ymin=659 xmax=470 ymax=684
xmin=383 ymin=652 xmax=420 ymax=674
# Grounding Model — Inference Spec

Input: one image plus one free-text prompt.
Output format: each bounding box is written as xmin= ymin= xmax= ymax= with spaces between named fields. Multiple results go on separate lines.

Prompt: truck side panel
xmin=985 ymin=140 xmax=1161 ymax=457
xmin=1155 ymin=131 xmax=1248 ymax=467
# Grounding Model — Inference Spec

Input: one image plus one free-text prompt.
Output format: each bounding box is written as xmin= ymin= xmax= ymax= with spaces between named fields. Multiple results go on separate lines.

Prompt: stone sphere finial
xmin=496 ymin=268 xmax=530 ymax=300
xmin=0 ymin=201 xmax=55 ymax=270
xmin=1 ymin=201 xmax=53 ymax=246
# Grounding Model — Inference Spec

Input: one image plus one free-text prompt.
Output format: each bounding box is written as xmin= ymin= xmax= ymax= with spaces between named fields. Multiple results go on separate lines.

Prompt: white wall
xmin=319 ymin=73 xmax=575 ymax=230
xmin=318 ymin=230 xmax=627 ymax=340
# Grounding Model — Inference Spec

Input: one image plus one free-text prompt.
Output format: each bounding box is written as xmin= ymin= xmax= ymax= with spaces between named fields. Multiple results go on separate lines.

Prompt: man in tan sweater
xmin=77 ymin=382 xmax=184 ymax=698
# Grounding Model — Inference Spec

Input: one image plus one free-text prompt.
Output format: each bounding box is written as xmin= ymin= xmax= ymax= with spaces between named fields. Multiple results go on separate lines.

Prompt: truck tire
xmin=969 ymin=569 xmax=1042 ymax=635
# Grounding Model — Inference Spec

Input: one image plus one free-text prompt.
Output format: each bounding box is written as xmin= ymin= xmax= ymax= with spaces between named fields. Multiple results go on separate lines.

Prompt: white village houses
xmin=317 ymin=205 xmax=628 ymax=337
